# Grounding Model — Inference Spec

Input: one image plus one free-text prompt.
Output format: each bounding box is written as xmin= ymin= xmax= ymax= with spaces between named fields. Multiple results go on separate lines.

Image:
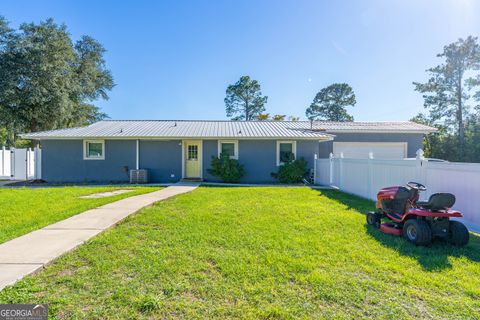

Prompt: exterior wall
xmin=318 ymin=133 xmax=424 ymax=158
xmin=202 ymin=139 xmax=318 ymax=183
xmin=42 ymin=140 xmax=136 ymax=183
xmin=202 ymin=140 xmax=218 ymax=181
xmin=41 ymin=133 xmax=424 ymax=183
xmin=139 ymin=140 xmax=182 ymax=182
xmin=237 ymin=140 xmax=277 ymax=183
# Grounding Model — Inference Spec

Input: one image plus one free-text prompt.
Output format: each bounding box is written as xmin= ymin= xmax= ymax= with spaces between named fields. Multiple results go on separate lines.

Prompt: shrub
xmin=207 ymin=153 xmax=245 ymax=183
xmin=271 ymin=153 xmax=308 ymax=184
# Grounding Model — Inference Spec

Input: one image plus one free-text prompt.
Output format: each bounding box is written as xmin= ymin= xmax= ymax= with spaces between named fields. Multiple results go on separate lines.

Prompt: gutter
xmin=18 ymin=135 xmax=336 ymax=141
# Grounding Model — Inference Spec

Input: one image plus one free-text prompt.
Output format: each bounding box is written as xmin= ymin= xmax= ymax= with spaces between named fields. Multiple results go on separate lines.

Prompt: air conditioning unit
xmin=130 ymin=169 xmax=149 ymax=184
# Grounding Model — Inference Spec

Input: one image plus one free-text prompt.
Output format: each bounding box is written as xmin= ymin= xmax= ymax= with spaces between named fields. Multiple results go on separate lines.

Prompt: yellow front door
xmin=185 ymin=140 xmax=201 ymax=178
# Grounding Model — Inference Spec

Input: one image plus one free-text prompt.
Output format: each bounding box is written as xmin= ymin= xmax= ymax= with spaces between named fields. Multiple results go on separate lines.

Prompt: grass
xmin=0 ymin=186 xmax=159 ymax=244
xmin=1 ymin=186 xmax=479 ymax=319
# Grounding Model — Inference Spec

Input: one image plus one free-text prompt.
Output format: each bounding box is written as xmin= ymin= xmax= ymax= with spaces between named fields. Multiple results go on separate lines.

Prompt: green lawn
xmin=0 ymin=186 xmax=159 ymax=244
xmin=1 ymin=187 xmax=479 ymax=319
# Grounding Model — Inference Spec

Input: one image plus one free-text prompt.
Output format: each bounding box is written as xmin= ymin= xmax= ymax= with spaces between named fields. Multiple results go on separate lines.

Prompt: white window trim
xmin=83 ymin=140 xmax=105 ymax=160
xmin=218 ymin=140 xmax=239 ymax=160
xmin=276 ymin=140 xmax=296 ymax=166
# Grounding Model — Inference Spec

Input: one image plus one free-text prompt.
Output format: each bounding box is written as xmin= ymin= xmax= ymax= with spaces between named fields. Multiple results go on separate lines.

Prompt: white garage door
xmin=333 ymin=142 xmax=407 ymax=159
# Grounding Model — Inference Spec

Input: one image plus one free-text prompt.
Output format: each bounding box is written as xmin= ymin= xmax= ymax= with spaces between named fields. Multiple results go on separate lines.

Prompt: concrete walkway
xmin=0 ymin=182 xmax=199 ymax=291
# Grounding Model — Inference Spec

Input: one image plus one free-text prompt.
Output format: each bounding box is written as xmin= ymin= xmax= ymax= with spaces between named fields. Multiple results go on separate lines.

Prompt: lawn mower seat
xmin=417 ymin=193 xmax=455 ymax=211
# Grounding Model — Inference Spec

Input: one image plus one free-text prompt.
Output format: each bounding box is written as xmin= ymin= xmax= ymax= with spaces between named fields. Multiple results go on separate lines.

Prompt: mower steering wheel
xmin=407 ymin=181 xmax=426 ymax=191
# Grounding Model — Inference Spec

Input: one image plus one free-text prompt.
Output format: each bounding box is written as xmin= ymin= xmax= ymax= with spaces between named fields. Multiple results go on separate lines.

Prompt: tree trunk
xmin=457 ymin=73 xmax=465 ymax=160
xmin=30 ymin=119 xmax=38 ymax=135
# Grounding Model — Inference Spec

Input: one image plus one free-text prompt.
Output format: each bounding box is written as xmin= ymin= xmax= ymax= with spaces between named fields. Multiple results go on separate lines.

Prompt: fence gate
xmin=0 ymin=147 xmax=40 ymax=181
xmin=12 ymin=148 xmax=28 ymax=180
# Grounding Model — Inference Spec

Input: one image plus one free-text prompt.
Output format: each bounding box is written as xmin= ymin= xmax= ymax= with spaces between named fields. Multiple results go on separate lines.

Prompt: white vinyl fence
xmin=0 ymin=147 xmax=42 ymax=181
xmin=315 ymin=150 xmax=480 ymax=232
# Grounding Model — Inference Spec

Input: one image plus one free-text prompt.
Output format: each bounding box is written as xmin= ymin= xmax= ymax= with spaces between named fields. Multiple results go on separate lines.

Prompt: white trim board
xmin=217 ymin=140 xmax=239 ymax=159
xmin=276 ymin=141 xmax=297 ymax=166
xmin=83 ymin=140 xmax=105 ymax=160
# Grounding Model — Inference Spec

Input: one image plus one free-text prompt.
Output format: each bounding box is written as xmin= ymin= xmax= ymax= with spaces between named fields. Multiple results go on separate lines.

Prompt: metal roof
xmin=20 ymin=120 xmax=436 ymax=140
xmin=310 ymin=121 xmax=437 ymax=133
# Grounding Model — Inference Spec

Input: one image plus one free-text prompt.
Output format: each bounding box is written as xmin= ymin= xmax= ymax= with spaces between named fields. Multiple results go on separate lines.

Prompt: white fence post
xmin=416 ymin=149 xmax=425 ymax=184
xmin=367 ymin=152 xmax=374 ymax=200
xmin=27 ymin=148 xmax=31 ymax=180
xmin=34 ymin=147 xmax=42 ymax=180
xmin=339 ymin=152 xmax=344 ymax=189
xmin=313 ymin=153 xmax=317 ymax=184
xmin=10 ymin=148 xmax=14 ymax=178
xmin=1 ymin=146 xmax=5 ymax=177
xmin=329 ymin=152 xmax=334 ymax=185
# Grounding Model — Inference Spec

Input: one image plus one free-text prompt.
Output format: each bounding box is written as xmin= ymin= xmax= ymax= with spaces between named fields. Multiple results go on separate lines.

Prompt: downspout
xmin=136 ymin=139 xmax=140 ymax=170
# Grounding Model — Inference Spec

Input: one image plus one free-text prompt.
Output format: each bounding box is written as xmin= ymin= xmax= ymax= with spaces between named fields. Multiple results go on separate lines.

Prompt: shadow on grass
xmin=316 ymin=188 xmax=480 ymax=271
xmin=316 ymin=189 xmax=375 ymax=213
xmin=365 ymin=225 xmax=480 ymax=271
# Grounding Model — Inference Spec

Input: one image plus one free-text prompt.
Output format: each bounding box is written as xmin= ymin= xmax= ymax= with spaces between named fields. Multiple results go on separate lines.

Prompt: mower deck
xmin=380 ymin=223 xmax=402 ymax=236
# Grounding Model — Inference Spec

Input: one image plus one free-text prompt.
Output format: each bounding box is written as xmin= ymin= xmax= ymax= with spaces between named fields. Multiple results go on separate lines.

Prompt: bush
xmin=207 ymin=153 xmax=245 ymax=183
xmin=271 ymin=153 xmax=308 ymax=184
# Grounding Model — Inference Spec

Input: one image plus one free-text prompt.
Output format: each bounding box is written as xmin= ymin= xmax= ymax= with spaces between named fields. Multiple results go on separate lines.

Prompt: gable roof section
xmin=20 ymin=120 xmax=436 ymax=140
xmin=312 ymin=121 xmax=437 ymax=133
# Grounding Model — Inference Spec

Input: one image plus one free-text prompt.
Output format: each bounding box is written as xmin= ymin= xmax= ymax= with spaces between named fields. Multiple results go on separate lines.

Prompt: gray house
xmin=21 ymin=120 xmax=435 ymax=183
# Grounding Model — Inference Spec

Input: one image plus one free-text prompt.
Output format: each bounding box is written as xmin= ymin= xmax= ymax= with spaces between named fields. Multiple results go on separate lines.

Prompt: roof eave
xmin=324 ymin=129 xmax=437 ymax=134
xmin=19 ymin=135 xmax=334 ymax=141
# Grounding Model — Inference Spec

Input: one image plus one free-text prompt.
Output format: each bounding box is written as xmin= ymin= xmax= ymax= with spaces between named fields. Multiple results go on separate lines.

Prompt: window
xmin=221 ymin=143 xmax=235 ymax=157
xmin=187 ymin=145 xmax=198 ymax=160
xmin=218 ymin=140 xmax=238 ymax=159
xmin=84 ymin=140 xmax=105 ymax=160
xmin=276 ymin=141 xmax=296 ymax=165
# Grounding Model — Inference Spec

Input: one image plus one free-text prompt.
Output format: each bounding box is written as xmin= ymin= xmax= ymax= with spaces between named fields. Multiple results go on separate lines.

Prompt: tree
xmin=305 ymin=83 xmax=356 ymax=121
xmin=413 ymin=36 xmax=480 ymax=160
xmin=464 ymin=114 xmax=480 ymax=161
xmin=410 ymin=113 xmax=445 ymax=158
xmin=256 ymin=113 xmax=270 ymax=120
xmin=271 ymin=114 xmax=286 ymax=121
xmin=0 ymin=17 xmax=20 ymax=146
xmin=0 ymin=127 xmax=6 ymax=146
xmin=255 ymin=113 xmax=298 ymax=121
xmin=225 ymin=76 xmax=268 ymax=120
xmin=0 ymin=17 xmax=113 ymax=145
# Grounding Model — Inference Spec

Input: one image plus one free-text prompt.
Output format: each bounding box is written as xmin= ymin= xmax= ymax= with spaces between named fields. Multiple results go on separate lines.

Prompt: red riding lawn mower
xmin=367 ymin=182 xmax=469 ymax=246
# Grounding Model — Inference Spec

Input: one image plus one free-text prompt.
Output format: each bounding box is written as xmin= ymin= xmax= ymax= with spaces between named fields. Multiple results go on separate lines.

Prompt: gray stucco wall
xmin=139 ymin=140 xmax=182 ymax=182
xmin=40 ymin=133 xmax=424 ymax=183
xmin=318 ymin=133 xmax=424 ymax=158
xmin=202 ymin=140 xmax=218 ymax=181
xmin=201 ymin=139 xmax=318 ymax=183
xmin=42 ymin=140 xmax=135 ymax=183
xmin=42 ymin=139 xmax=183 ymax=183
xmin=237 ymin=140 xmax=277 ymax=183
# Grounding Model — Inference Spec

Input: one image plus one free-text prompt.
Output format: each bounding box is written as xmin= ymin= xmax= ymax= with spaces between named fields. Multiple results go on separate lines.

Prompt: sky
xmin=1 ymin=0 xmax=479 ymax=121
